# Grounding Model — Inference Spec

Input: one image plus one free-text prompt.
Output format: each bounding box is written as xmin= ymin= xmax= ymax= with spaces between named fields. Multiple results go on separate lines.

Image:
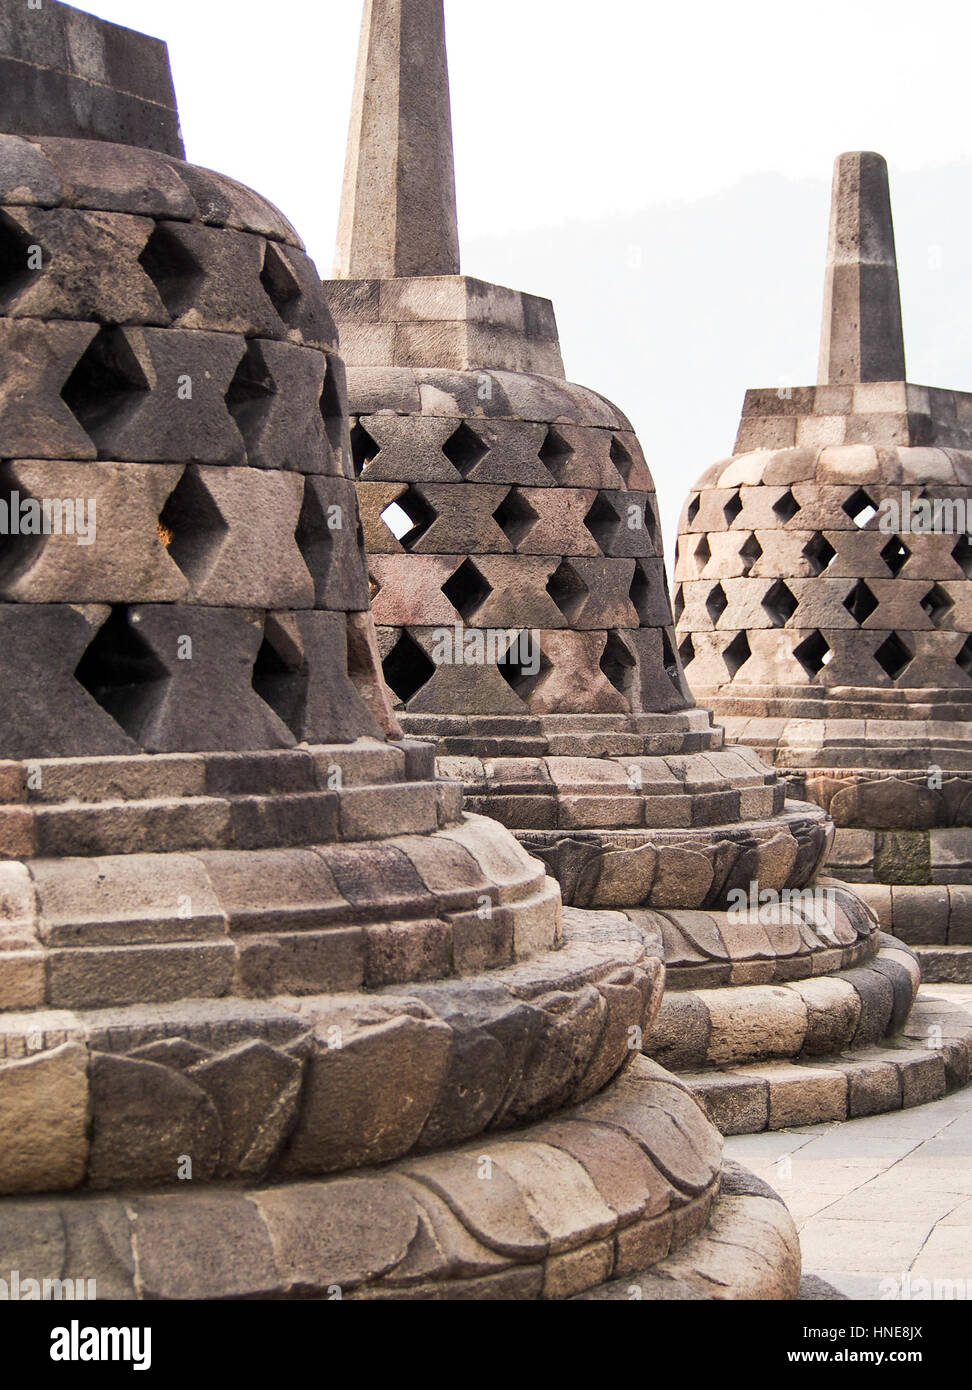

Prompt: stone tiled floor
xmin=725 ymin=990 xmax=972 ymax=1299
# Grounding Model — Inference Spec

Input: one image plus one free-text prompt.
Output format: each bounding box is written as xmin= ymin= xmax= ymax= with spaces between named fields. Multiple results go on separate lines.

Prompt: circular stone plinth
xmin=0 ymin=1059 xmax=802 ymax=1301
xmin=670 ymin=982 xmax=972 ymax=1135
xmin=517 ymin=803 xmax=831 ymax=911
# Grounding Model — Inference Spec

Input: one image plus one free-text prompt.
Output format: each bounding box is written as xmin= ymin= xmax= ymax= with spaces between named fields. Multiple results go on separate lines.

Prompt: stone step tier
xmin=671 ymin=985 xmax=972 ymax=1135
xmin=0 ymin=1054 xmax=799 ymax=1300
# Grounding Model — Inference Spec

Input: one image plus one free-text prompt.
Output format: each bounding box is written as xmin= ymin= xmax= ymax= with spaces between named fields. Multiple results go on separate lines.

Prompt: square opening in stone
xmin=722 ymin=630 xmax=751 ymax=678
xmin=762 ymin=579 xmax=798 ymax=628
xmin=442 ymin=559 xmax=493 ymax=622
xmin=879 ymin=535 xmax=910 ymax=577
xmin=350 ymin=421 xmax=379 ymax=478
xmin=382 ymin=630 xmax=436 ymax=703
xmin=842 ymin=579 xmax=878 ymax=626
xmin=873 ymin=631 xmax=912 ymax=681
xmin=920 ymin=583 xmax=954 ymax=628
xmin=773 ymin=489 xmax=801 ymax=524
xmin=793 ymin=630 xmax=831 ymax=679
xmin=539 ymin=426 xmax=574 ymax=483
xmin=843 ymin=487 xmax=878 ymax=528
xmin=803 ymin=532 xmax=836 ymax=575
xmin=442 ymin=422 xmax=488 ymax=478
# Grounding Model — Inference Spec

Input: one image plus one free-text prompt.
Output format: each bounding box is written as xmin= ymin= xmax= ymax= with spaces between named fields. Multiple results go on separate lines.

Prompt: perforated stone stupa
xmin=0 ymin=0 xmax=804 ymax=1302
xmin=675 ymin=152 xmax=972 ymax=992
xmin=324 ymin=5 xmax=972 ymax=1135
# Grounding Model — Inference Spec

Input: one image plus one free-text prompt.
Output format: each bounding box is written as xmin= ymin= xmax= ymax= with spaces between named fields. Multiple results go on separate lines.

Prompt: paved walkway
xmin=725 ymin=1054 xmax=972 ymax=1299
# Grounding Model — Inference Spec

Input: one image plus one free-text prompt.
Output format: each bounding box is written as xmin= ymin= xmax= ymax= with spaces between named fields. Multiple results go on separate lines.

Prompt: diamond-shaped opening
xmin=443 ymin=422 xmax=488 ymax=478
xmin=61 ymin=326 xmax=150 ymax=440
xmin=644 ymin=498 xmax=663 ymax=552
xmin=442 ymin=559 xmax=493 ymax=622
xmin=610 ymin=436 xmax=635 ymax=485
xmin=843 ymin=487 xmax=878 ymax=528
xmin=499 ymin=630 xmax=550 ymax=702
xmin=74 ymin=605 xmax=168 ymax=734
xmin=538 ymin=426 xmax=574 ymax=483
xmin=584 ymin=492 xmax=621 ymax=553
xmin=921 ymin=583 xmax=954 ymax=628
xmin=880 ymin=534 xmax=910 ymax=576
xmin=138 ymin=223 xmax=203 ymax=317
xmin=157 ymin=467 xmax=228 ymax=587
xmin=382 ymin=486 xmax=436 ymax=550
xmin=803 ymin=532 xmax=836 ymax=575
xmin=493 ymin=487 xmax=539 ymax=548
xmin=842 ymin=579 xmax=879 ymax=626
xmin=773 ymin=489 xmax=801 ymax=523
xmin=706 ymin=582 xmax=728 ymax=623
xmin=350 ymin=420 xmax=379 ymax=478
xmin=722 ymin=630 xmax=751 ymax=679
xmin=368 ymin=572 xmax=381 ymax=601
xmin=686 ymin=494 xmax=701 ymax=525
xmin=678 ymin=633 xmax=695 ymax=667
xmin=0 ymin=471 xmax=45 ymax=584
xmin=225 ymin=339 xmax=273 ymax=438
xmin=629 ymin=560 xmax=655 ymax=624
xmin=762 ymin=579 xmax=798 ymax=628
xmin=319 ymin=358 xmax=345 ymax=458
xmin=694 ymin=534 xmax=711 ymax=573
xmin=0 ymin=210 xmax=38 ymax=305
xmin=794 ymin=630 xmax=831 ymax=679
xmin=661 ymin=626 xmax=684 ymax=692
xmin=259 ymin=241 xmax=301 ymax=321
xmin=672 ymin=581 xmax=685 ymax=623
xmin=599 ymin=629 xmax=636 ymax=702
xmin=739 ymin=533 xmax=763 ymax=577
xmin=382 ymin=630 xmax=436 ymax=704
xmin=957 ymin=635 xmax=972 ymax=679
xmin=546 ymin=560 xmax=589 ymax=622
xmin=874 ymin=632 xmax=912 ymax=681
xmin=295 ymin=481 xmax=356 ymax=604
xmin=251 ymin=616 xmax=308 ymax=734
xmin=952 ymin=535 xmax=972 ymax=578
xmin=724 ymin=490 xmax=743 ymax=526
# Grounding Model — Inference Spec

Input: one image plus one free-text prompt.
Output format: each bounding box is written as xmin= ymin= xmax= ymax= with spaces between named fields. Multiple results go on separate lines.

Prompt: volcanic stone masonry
xmin=674 ymin=151 xmax=972 ymax=992
xmin=327 ymin=2 xmax=972 ymax=1136
xmin=0 ymin=0 xmax=802 ymax=1302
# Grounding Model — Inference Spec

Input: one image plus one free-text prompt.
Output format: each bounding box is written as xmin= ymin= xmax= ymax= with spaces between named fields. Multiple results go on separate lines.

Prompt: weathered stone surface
xmin=0 ymin=1042 xmax=88 ymax=1194
xmin=0 ymin=8 xmax=184 ymax=158
xmin=70 ymin=326 xmax=246 ymax=464
xmin=0 ymin=318 xmax=97 ymax=458
xmin=257 ymin=1177 xmax=419 ymax=1293
xmin=0 ymin=206 xmax=168 ymax=322
xmin=189 ymin=1040 xmax=303 ymax=1177
xmin=334 ymin=0 xmax=459 ymax=280
xmin=132 ymin=1192 xmax=278 ymax=1300
xmin=819 ymin=153 xmax=905 ymax=385
xmin=87 ymin=1052 xmax=220 ymax=1187
xmin=0 ymin=461 xmax=187 ymax=603
xmin=280 ymin=1014 xmax=452 ymax=1174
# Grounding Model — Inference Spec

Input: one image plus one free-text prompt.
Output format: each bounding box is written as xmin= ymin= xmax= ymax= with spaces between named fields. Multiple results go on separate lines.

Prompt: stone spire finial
xmin=818 ymin=151 xmax=906 ymax=384
xmin=333 ymin=0 xmax=460 ymax=280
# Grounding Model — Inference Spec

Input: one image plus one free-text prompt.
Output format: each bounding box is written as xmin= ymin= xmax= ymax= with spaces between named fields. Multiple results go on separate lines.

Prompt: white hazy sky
xmin=85 ymin=0 xmax=972 ymax=271
xmin=75 ymin=1 xmax=972 ymax=553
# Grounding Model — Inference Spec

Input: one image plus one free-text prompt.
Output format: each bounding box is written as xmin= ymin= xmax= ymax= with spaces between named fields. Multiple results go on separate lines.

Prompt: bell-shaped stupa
xmin=675 ymin=152 xmax=972 ymax=997
xmin=0 ymin=0 xmax=802 ymax=1302
xmin=324 ymin=6 xmax=967 ymax=1135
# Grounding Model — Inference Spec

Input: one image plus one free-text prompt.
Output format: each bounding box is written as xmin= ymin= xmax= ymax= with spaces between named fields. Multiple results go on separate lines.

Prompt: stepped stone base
xmin=678 ymin=984 xmax=972 ymax=1134
xmin=576 ymin=1160 xmax=800 ymax=1300
xmin=648 ymin=937 xmax=922 ymax=1071
xmin=0 ymin=1058 xmax=798 ymax=1300
xmin=914 ymin=945 xmax=972 ymax=982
